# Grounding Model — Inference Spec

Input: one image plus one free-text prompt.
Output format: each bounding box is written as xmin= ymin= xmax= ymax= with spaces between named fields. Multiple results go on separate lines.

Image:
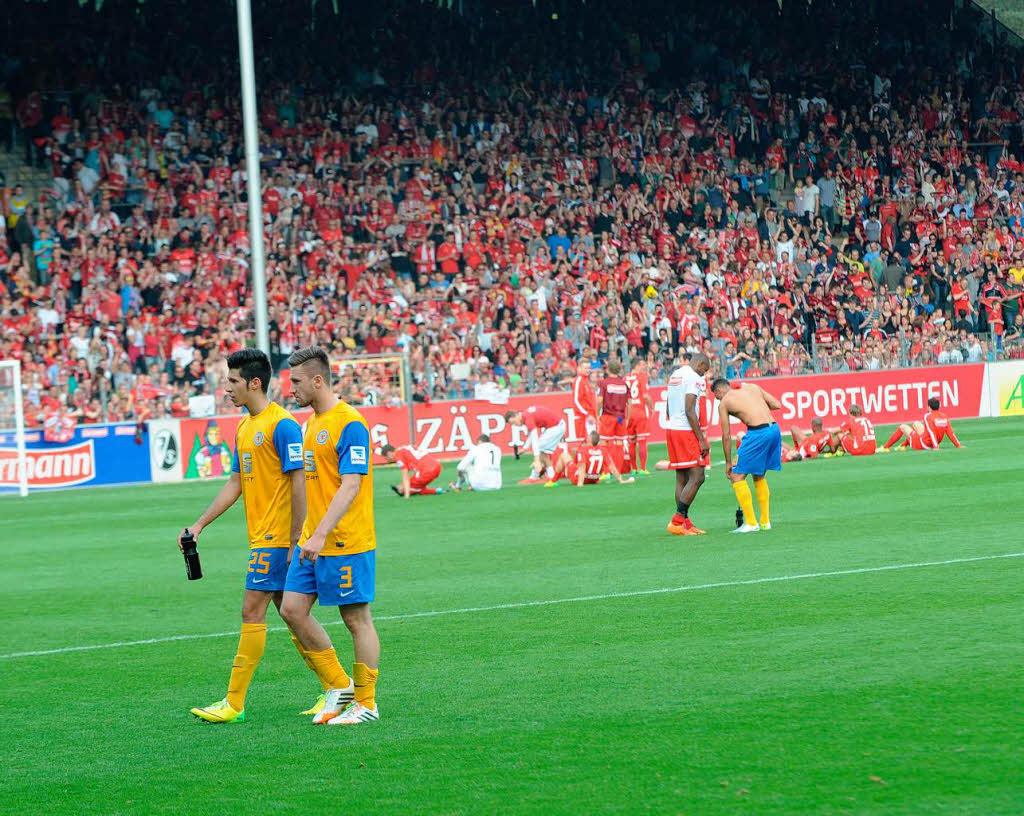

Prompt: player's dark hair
xmin=607 ymin=359 xmax=621 ymax=375
xmin=850 ymin=404 xmax=863 ymax=416
xmin=928 ymin=397 xmax=940 ymax=410
xmin=477 ymin=434 xmax=490 ymax=443
xmin=227 ymin=348 xmax=272 ymax=393
xmin=588 ymin=430 xmax=600 ymax=445
xmin=711 ymin=378 xmax=730 ymax=392
xmin=503 ymin=410 xmax=519 ymax=422
xmin=380 ymin=444 xmax=395 ymax=456
xmin=288 ymin=345 xmax=331 ymax=383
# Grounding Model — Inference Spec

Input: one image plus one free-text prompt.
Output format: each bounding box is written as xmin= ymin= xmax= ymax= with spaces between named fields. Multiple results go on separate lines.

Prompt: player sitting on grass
xmin=880 ymin=398 xmax=963 ymax=451
xmin=544 ymin=431 xmax=635 ymax=487
xmin=381 ymin=444 xmax=444 ymax=496
xmin=827 ymin=404 xmax=877 ymax=457
xmin=450 ymin=434 xmax=503 ymax=492
xmin=782 ymin=418 xmax=836 ymax=462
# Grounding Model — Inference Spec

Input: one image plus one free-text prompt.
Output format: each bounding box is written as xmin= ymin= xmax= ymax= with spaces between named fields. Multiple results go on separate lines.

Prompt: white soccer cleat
xmin=731 ymin=523 xmax=761 ymax=534
xmin=761 ymin=523 xmax=772 ymax=531
xmin=326 ymin=701 xmax=379 ymax=726
xmin=312 ymin=681 xmax=355 ymax=724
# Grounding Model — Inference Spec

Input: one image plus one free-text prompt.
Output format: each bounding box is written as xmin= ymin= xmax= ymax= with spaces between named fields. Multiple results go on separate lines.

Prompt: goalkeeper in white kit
xmin=450 ymin=434 xmax=503 ymax=492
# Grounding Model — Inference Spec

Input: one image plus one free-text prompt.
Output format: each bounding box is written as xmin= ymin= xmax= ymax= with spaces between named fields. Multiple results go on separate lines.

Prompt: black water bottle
xmin=180 ymin=529 xmax=203 ymax=580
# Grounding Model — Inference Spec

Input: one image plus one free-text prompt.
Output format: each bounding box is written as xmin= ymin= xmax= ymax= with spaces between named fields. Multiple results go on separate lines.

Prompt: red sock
xmin=638 ymin=440 xmax=648 ymax=470
xmin=626 ymin=439 xmax=636 ymax=472
xmin=884 ymin=429 xmax=903 ymax=449
xmin=671 ymin=513 xmax=686 ymax=525
xmin=420 ymin=487 xmax=437 ymax=495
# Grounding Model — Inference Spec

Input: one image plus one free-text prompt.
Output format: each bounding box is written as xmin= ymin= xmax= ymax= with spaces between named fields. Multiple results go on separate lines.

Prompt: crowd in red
xmin=2 ymin=0 xmax=1024 ymax=428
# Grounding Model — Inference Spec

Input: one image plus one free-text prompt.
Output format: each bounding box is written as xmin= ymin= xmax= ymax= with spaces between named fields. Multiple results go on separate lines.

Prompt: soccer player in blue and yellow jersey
xmin=280 ymin=346 xmax=381 ymax=725
xmin=184 ymin=349 xmax=320 ymax=723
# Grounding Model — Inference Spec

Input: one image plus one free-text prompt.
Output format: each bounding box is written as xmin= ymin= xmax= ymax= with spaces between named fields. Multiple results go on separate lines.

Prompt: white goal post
xmin=0 ymin=359 xmax=29 ymax=497
xmin=326 ymin=352 xmax=415 ymax=444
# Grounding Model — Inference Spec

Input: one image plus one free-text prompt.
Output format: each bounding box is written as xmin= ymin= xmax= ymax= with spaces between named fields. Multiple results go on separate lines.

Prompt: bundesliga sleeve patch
xmin=350 ymin=446 xmax=367 ymax=465
xmin=287 ymin=443 xmax=303 ymax=464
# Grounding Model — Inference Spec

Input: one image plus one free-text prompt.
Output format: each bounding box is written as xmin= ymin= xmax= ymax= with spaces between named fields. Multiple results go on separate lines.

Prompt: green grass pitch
xmin=1 ymin=418 xmax=1022 ymax=814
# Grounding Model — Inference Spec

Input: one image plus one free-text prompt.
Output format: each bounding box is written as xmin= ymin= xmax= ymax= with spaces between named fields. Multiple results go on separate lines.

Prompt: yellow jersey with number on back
xmin=301 ymin=400 xmax=375 ymax=556
xmin=233 ymin=402 xmax=304 ymax=548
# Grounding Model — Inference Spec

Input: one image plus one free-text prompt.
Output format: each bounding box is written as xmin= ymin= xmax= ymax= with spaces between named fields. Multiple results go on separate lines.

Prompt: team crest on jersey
xmin=253 ymin=431 xmax=264 ymax=446
xmin=316 ymin=429 xmax=329 ymax=445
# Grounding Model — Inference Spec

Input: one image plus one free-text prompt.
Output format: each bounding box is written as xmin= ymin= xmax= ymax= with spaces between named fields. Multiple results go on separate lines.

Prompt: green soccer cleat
xmin=190 ymin=698 xmax=245 ymax=724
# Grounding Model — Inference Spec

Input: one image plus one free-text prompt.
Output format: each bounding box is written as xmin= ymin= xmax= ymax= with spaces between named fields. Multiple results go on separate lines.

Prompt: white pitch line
xmin=2 ymin=551 xmax=1021 ymax=661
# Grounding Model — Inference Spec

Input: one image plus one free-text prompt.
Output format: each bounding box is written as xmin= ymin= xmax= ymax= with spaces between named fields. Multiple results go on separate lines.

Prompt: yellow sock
xmin=225 ymin=623 xmax=266 ymax=710
xmin=732 ymin=480 xmax=757 ymax=526
xmin=754 ymin=478 xmax=770 ymax=526
xmin=353 ymin=662 xmax=379 ymax=710
xmin=291 ymin=634 xmax=329 ymax=691
xmin=308 ymin=647 xmax=351 ymax=690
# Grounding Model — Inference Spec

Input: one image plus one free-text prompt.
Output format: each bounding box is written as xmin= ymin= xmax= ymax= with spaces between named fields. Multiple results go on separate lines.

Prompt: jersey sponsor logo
xmin=253 ymin=431 xmax=264 ymax=446
xmin=350 ymin=445 xmax=367 ymax=465
xmin=241 ymin=452 xmax=253 ymax=474
xmin=316 ymin=429 xmax=329 ymax=445
xmin=287 ymin=442 xmax=303 ymax=464
xmin=0 ymin=440 xmax=96 ymax=488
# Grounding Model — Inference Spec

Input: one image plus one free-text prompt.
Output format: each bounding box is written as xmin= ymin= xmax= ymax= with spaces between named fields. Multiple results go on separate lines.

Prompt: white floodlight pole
xmin=236 ymin=0 xmax=271 ymax=354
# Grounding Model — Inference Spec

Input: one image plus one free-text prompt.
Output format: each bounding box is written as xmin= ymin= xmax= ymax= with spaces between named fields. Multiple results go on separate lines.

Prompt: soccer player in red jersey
xmin=596 ymin=359 xmax=631 ymax=472
xmin=380 ymin=444 xmax=443 ymax=496
xmin=544 ymin=432 xmax=634 ymax=487
xmin=624 ymin=361 xmax=655 ymax=475
xmin=504 ymin=404 xmax=567 ymax=482
xmin=571 ymin=362 xmax=598 ymax=435
xmin=781 ymin=418 xmax=835 ymax=462
xmin=880 ymin=398 xmax=963 ymax=451
xmin=831 ymin=404 xmax=876 ymax=456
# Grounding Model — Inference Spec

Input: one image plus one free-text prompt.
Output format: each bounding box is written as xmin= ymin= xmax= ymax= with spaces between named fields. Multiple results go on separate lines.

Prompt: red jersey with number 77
xmin=574 ymin=443 xmax=609 ymax=483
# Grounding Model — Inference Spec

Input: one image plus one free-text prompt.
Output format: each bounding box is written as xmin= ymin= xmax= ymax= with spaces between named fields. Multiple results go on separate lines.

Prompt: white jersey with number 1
xmin=457 ymin=442 xmax=503 ymax=491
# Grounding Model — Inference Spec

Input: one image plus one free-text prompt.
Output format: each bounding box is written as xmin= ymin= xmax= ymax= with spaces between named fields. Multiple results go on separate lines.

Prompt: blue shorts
xmin=244 ymin=547 xmax=291 ymax=592
xmin=735 ymin=424 xmax=783 ymax=476
xmin=284 ymin=546 xmax=375 ymax=606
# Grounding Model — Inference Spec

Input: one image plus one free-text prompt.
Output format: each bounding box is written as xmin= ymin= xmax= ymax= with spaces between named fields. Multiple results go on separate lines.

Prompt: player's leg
xmin=271 ymin=592 xmax=330 ymax=715
xmin=637 ymin=432 xmax=650 ymax=473
xmin=676 ymin=466 xmax=707 ymax=533
xmin=325 ymin=552 xmax=380 ymax=725
xmin=752 ymin=474 xmax=771 ymax=529
xmin=730 ymin=429 xmax=765 ymax=532
xmin=790 ymin=426 xmax=807 ymax=446
xmin=882 ymin=424 xmax=909 ymax=450
xmin=281 ymin=553 xmax=354 ymax=723
xmin=190 ymin=587 xmax=275 ymax=723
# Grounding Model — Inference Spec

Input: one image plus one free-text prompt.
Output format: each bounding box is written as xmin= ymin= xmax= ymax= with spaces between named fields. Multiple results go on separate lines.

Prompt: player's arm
xmin=946 ymin=421 xmax=963 ymax=448
xmin=274 ymin=419 xmax=307 ymax=548
xmin=756 ymin=385 xmax=782 ymax=410
xmin=184 ymin=471 xmax=242 ymax=544
xmin=575 ymin=463 xmax=585 ymax=487
xmin=401 ymin=467 xmax=411 ymax=499
xmin=720 ymin=398 xmax=734 ymax=476
xmin=685 ymin=393 xmax=708 ymax=456
xmin=301 ymin=422 xmax=370 ymax=561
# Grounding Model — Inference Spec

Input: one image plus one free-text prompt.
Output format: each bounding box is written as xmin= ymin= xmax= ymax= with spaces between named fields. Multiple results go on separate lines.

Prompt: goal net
xmin=0 ymin=360 xmax=29 ymax=497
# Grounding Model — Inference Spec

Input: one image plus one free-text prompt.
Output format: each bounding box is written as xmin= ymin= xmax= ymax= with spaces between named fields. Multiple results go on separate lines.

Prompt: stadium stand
xmin=1 ymin=0 xmax=1024 ymax=426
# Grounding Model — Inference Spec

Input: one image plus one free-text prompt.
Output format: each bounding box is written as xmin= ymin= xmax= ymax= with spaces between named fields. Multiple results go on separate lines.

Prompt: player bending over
xmin=451 ymin=434 xmax=503 ymax=491
xmin=279 ymin=346 xmax=381 ymax=726
xmin=782 ymin=418 xmax=836 ymax=462
xmin=504 ymin=404 xmax=566 ymax=483
xmin=185 ymin=349 xmax=321 ymax=724
xmin=829 ymin=404 xmax=876 ymax=456
xmin=544 ymin=431 xmax=635 ymax=486
xmin=714 ymin=378 xmax=783 ymax=533
xmin=664 ymin=353 xmax=712 ymax=535
xmin=381 ymin=444 xmax=444 ymax=496
xmin=880 ymin=398 xmax=963 ymax=451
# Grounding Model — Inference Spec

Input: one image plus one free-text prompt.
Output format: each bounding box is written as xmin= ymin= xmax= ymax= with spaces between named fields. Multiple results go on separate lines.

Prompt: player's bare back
xmin=721 ymin=384 xmax=777 ymax=427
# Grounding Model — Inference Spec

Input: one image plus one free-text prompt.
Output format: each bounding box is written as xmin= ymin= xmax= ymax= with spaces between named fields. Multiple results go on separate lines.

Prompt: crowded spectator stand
xmin=1 ymin=0 xmax=1024 ymax=428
